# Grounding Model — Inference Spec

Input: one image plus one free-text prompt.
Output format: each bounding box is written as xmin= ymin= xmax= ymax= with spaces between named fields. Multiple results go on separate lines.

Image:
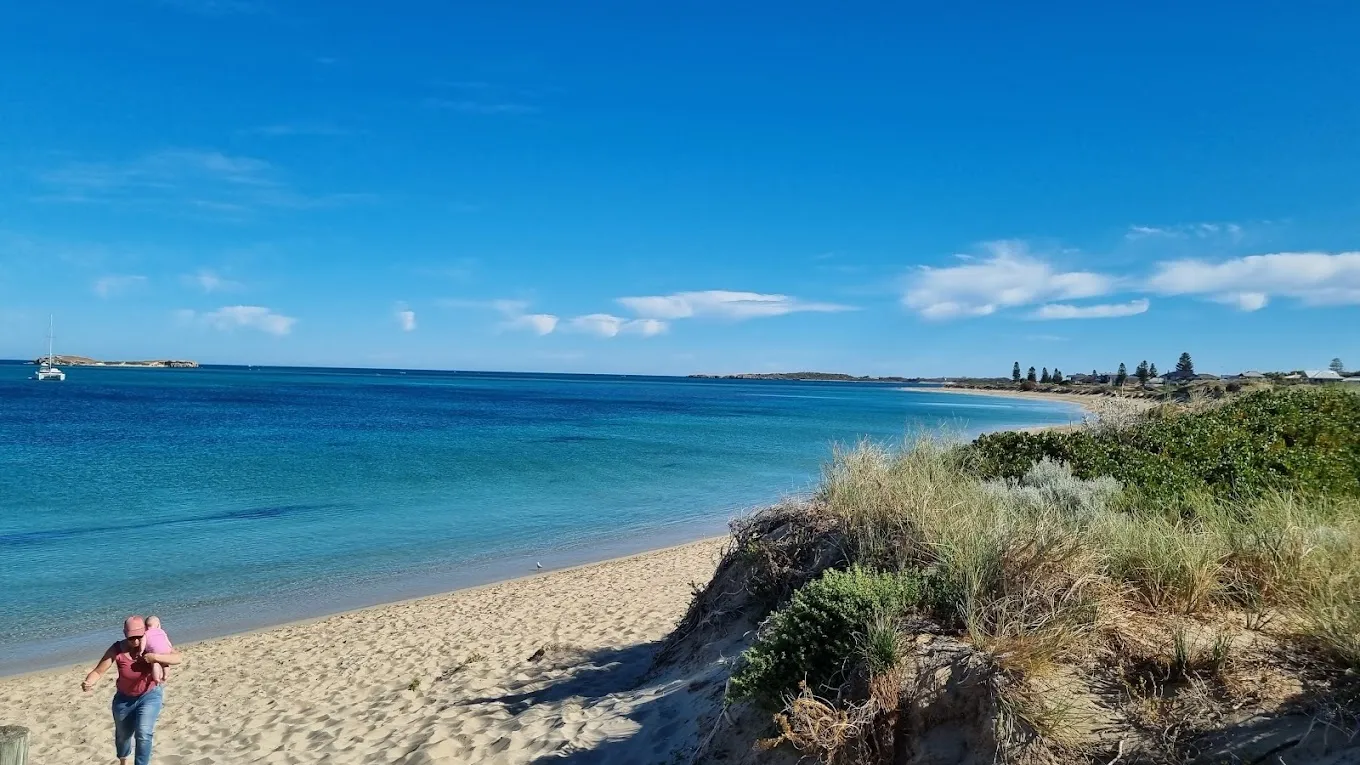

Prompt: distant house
xmin=1146 ymin=377 xmax=1164 ymax=385
xmin=1163 ymin=369 xmax=1220 ymax=383
xmin=1304 ymin=369 xmax=1344 ymax=383
xmin=1345 ymin=376 xmax=1360 ymax=384
xmin=1282 ymin=373 xmax=1303 ymax=381
xmin=1236 ymin=371 xmax=1266 ymax=380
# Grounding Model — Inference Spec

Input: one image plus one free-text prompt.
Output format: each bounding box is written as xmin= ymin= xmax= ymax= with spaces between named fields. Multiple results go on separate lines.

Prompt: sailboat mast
xmin=48 ymin=315 xmax=54 ymax=366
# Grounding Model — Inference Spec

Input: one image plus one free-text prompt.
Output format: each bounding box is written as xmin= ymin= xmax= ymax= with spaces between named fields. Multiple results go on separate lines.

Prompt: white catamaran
xmin=33 ymin=316 xmax=65 ymax=381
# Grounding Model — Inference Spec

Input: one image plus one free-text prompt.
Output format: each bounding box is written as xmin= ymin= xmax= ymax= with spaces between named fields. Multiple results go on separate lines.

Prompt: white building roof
xmin=1304 ymin=369 xmax=1344 ymax=380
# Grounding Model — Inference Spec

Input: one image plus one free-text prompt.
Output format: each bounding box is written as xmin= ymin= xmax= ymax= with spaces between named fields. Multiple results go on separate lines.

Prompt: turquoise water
xmin=0 ymin=363 xmax=1080 ymax=673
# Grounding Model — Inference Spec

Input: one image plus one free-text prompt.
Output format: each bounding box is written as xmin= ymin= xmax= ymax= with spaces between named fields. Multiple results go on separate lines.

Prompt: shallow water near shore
xmin=0 ymin=363 xmax=1080 ymax=674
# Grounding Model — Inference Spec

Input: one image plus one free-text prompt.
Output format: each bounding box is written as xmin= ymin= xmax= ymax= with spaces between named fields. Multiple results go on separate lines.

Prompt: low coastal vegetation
xmin=665 ymin=386 xmax=1360 ymax=763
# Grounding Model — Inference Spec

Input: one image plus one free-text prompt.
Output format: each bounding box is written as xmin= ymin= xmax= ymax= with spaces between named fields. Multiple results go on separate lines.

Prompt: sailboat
xmin=33 ymin=316 xmax=65 ymax=381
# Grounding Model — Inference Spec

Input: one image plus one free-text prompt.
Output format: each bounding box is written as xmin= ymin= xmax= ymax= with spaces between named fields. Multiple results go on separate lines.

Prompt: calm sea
xmin=0 ymin=363 xmax=1080 ymax=673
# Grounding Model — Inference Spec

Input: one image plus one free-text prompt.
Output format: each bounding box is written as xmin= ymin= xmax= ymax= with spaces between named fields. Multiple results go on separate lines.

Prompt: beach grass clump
xmin=728 ymin=566 xmax=932 ymax=710
xmin=1304 ymin=588 xmax=1360 ymax=671
xmin=1099 ymin=511 xmax=1226 ymax=613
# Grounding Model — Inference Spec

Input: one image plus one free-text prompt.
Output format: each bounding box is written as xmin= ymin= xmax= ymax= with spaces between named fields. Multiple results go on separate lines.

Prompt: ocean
xmin=0 ymin=363 xmax=1081 ymax=674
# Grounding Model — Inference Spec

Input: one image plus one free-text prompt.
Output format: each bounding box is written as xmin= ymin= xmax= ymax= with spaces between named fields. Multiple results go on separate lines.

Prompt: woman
xmin=81 ymin=615 xmax=182 ymax=765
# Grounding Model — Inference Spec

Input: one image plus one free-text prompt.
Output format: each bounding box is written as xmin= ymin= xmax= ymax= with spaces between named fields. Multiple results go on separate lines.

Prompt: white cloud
xmin=505 ymin=313 xmax=559 ymax=335
xmin=628 ymin=318 xmax=668 ymax=336
xmin=1029 ymin=299 xmax=1150 ymax=320
xmin=182 ymin=269 xmax=242 ymax=293
xmin=189 ymin=305 xmax=297 ymax=335
xmin=93 ymin=275 xmax=147 ymax=298
xmin=394 ymin=304 xmax=417 ymax=332
xmin=1126 ymin=222 xmax=1244 ymax=241
xmin=566 ymin=313 xmax=668 ymax=337
xmin=904 ymin=241 xmax=1115 ymax=320
xmin=1148 ymin=252 xmax=1360 ymax=310
xmin=618 ymin=290 xmax=854 ymax=320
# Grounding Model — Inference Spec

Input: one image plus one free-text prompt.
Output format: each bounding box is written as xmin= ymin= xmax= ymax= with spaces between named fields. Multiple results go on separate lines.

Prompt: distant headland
xmin=30 ymin=355 xmax=198 ymax=368
xmin=688 ymin=371 xmax=921 ymax=382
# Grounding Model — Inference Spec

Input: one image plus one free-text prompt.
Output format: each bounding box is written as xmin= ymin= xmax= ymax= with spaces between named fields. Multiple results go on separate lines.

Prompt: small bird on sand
xmin=536 ymin=562 xmax=543 ymax=569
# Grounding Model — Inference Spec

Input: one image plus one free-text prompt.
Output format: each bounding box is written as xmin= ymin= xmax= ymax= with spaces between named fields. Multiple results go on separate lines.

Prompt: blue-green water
xmin=0 ymin=363 xmax=1080 ymax=673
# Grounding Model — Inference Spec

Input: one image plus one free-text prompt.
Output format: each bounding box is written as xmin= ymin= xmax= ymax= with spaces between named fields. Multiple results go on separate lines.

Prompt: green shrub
xmin=728 ymin=567 xmax=932 ymax=709
xmin=967 ymin=387 xmax=1360 ymax=505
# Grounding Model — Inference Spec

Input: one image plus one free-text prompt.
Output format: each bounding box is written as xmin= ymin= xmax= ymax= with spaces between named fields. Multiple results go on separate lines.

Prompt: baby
xmin=143 ymin=615 xmax=174 ymax=683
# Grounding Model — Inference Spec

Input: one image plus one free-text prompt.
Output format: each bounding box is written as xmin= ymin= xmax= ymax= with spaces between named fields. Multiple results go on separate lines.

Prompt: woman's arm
xmin=144 ymin=649 xmax=182 ymax=666
xmin=82 ymin=645 xmax=118 ymax=692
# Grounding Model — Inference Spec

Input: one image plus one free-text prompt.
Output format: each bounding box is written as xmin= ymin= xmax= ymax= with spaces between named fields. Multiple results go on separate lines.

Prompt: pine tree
xmin=1135 ymin=360 xmax=1149 ymax=384
xmin=1149 ymin=363 xmax=1158 ymax=378
xmin=1053 ymin=368 xmax=1064 ymax=384
xmin=1176 ymin=352 xmax=1194 ymax=375
xmin=1041 ymin=367 xmax=1051 ymax=383
xmin=1027 ymin=366 xmax=1037 ymax=382
xmin=1330 ymin=358 xmax=1345 ymax=375
xmin=1115 ymin=363 xmax=1128 ymax=387
xmin=1012 ymin=362 xmax=1021 ymax=382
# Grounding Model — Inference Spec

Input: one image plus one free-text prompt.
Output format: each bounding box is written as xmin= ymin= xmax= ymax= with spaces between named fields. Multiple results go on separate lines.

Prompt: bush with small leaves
xmin=728 ymin=566 xmax=936 ymax=710
xmin=983 ymin=457 xmax=1122 ymax=521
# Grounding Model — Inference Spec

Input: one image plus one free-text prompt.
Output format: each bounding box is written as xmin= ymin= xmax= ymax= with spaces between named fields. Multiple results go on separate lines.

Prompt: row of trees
xmin=1010 ymin=352 xmax=1194 ymax=386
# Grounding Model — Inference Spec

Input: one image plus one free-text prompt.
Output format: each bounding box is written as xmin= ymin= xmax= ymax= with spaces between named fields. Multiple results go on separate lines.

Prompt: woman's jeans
xmin=112 ymin=686 xmax=164 ymax=765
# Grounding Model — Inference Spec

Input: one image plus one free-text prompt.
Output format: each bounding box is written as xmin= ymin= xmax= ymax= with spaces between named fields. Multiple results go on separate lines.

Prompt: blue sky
xmin=2 ymin=1 xmax=1358 ymax=376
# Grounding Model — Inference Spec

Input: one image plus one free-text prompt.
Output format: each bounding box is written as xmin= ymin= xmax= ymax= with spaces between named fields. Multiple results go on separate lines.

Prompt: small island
xmin=30 ymin=355 xmax=198 ymax=368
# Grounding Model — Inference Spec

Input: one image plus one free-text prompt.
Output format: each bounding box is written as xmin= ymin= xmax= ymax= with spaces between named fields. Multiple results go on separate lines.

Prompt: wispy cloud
xmin=1147 ymin=252 xmax=1360 ymax=310
xmin=38 ymin=149 xmax=369 ymax=215
xmin=93 ymin=274 xmax=148 ymax=298
xmin=1126 ymin=222 xmax=1244 ymax=241
xmin=423 ymin=98 xmax=538 ymax=115
xmin=618 ymin=290 xmax=855 ymax=320
xmin=180 ymin=305 xmax=296 ymax=335
xmin=904 ymin=241 xmax=1117 ymax=320
xmin=440 ymin=297 xmax=561 ymax=335
xmin=505 ymin=313 xmax=559 ymax=335
xmin=241 ymin=122 xmax=355 ymax=137
xmin=181 ymin=269 xmax=243 ymax=293
xmin=565 ymin=314 xmax=667 ymax=337
xmin=392 ymin=302 xmax=417 ymax=332
xmin=1029 ymin=299 xmax=1150 ymax=320
xmin=157 ymin=0 xmax=264 ymax=14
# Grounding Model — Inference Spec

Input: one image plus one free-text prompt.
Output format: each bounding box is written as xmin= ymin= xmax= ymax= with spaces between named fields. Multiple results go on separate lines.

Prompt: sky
xmin=2 ymin=1 xmax=1359 ymax=376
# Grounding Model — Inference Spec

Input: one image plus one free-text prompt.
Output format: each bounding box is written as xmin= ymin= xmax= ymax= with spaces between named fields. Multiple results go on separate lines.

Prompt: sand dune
xmin=1 ymin=538 xmax=725 ymax=764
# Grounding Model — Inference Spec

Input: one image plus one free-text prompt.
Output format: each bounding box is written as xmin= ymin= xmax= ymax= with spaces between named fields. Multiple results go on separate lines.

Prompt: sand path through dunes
xmin=1 ymin=538 xmax=725 ymax=764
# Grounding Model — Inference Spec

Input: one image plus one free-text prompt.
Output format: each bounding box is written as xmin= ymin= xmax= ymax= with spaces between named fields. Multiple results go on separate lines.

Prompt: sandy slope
xmin=1 ymin=538 xmax=725 ymax=764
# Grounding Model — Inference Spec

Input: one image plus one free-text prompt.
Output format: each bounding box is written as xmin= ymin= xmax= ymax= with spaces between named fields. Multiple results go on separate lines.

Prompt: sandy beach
xmin=1 ymin=538 xmax=726 ymax=765
xmin=916 ymin=385 xmax=1157 ymax=425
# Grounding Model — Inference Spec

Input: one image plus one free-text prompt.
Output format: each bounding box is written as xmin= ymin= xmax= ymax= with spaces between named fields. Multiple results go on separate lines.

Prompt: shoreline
xmin=0 ymin=535 xmax=728 ymax=684
xmin=913 ymin=385 xmax=1157 ymax=422
xmin=0 ymin=518 xmax=735 ymax=679
xmin=2 ymin=537 xmax=729 ymax=764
